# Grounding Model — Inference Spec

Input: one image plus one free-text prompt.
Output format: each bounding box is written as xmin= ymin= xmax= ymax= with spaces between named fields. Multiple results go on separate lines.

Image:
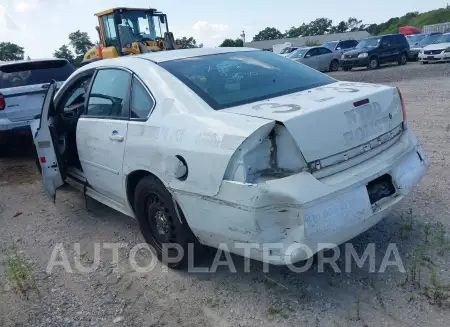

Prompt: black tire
xmin=367 ymin=56 xmax=378 ymax=70
xmin=398 ymin=52 xmax=407 ymax=65
xmin=421 ymin=61 xmax=428 ymax=65
xmin=329 ymin=59 xmax=339 ymax=72
xmin=343 ymin=67 xmax=352 ymax=71
xmin=134 ymin=175 xmax=197 ymax=269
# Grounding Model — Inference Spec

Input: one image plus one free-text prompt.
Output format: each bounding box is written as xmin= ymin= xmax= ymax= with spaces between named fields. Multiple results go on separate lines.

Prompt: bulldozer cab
xmin=98 ymin=8 xmax=170 ymax=56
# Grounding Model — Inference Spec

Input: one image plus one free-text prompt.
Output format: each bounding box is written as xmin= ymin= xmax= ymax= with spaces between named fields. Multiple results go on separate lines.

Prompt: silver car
xmin=287 ymin=46 xmax=342 ymax=72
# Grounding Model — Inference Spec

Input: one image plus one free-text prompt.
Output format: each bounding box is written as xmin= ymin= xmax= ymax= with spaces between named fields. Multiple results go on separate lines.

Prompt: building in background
xmin=422 ymin=22 xmax=450 ymax=33
xmin=244 ymin=31 xmax=371 ymax=52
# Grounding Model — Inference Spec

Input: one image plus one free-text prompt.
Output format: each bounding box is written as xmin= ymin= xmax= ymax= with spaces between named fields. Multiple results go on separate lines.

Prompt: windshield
xmin=355 ymin=38 xmax=380 ymax=49
xmin=0 ymin=60 xmax=74 ymax=89
xmin=286 ymin=48 xmax=308 ymax=59
xmin=418 ymin=34 xmax=442 ymax=47
xmin=160 ymin=51 xmax=335 ymax=110
xmin=323 ymin=41 xmax=338 ymax=50
xmin=433 ymin=34 xmax=450 ymax=44
xmin=408 ymin=34 xmax=426 ymax=44
xmin=119 ymin=11 xmax=167 ymax=42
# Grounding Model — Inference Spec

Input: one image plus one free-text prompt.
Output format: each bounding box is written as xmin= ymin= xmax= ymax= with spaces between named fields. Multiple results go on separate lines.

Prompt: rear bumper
xmin=418 ymin=52 xmax=450 ymax=62
xmin=340 ymin=57 xmax=369 ymax=68
xmin=176 ymin=129 xmax=428 ymax=265
xmin=0 ymin=118 xmax=32 ymax=132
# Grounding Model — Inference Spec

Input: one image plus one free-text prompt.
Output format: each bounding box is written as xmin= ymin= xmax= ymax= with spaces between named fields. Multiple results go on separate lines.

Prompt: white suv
xmin=0 ymin=59 xmax=74 ymax=147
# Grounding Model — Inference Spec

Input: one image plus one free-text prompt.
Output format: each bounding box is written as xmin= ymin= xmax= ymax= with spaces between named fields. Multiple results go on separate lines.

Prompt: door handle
xmin=109 ymin=130 xmax=124 ymax=142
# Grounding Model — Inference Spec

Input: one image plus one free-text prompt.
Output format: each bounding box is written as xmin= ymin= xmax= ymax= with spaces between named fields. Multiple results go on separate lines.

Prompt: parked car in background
xmin=32 ymin=48 xmax=428 ymax=268
xmin=408 ymin=33 xmax=442 ymax=60
xmin=287 ymin=46 xmax=341 ymax=71
xmin=322 ymin=39 xmax=359 ymax=53
xmin=418 ymin=33 xmax=450 ymax=64
xmin=279 ymin=46 xmax=301 ymax=57
xmin=340 ymin=34 xmax=410 ymax=70
xmin=0 ymin=59 xmax=75 ymax=148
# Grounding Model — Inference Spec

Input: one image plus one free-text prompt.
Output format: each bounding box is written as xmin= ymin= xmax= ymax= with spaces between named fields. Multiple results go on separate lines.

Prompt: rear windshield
xmin=0 ymin=60 xmax=75 ymax=89
xmin=323 ymin=41 xmax=338 ymax=50
xmin=159 ymin=51 xmax=335 ymax=110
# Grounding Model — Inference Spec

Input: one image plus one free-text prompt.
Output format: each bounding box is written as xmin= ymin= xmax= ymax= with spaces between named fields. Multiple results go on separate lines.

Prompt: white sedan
xmin=418 ymin=33 xmax=450 ymax=64
xmin=32 ymin=47 xmax=428 ymax=268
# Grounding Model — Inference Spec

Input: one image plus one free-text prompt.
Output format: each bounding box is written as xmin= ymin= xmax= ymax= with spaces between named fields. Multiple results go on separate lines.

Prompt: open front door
xmin=31 ymin=81 xmax=64 ymax=203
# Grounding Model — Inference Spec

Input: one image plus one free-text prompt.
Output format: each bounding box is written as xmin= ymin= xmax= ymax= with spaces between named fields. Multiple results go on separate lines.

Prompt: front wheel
xmin=398 ymin=53 xmax=407 ymax=65
xmin=343 ymin=67 xmax=352 ymax=71
xmin=134 ymin=175 xmax=197 ymax=269
xmin=367 ymin=57 xmax=378 ymax=70
xmin=421 ymin=61 xmax=429 ymax=65
xmin=329 ymin=59 xmax=339 ymax=72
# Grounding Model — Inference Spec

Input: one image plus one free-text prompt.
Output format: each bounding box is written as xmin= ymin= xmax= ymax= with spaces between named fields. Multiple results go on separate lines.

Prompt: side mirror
xmin=336 ymin=47 xmax=342 ymax=50
xmin=159 ymin=15 xmax=166 ymax=24
xmin=305 ymin=54 xmax=310 ymax=58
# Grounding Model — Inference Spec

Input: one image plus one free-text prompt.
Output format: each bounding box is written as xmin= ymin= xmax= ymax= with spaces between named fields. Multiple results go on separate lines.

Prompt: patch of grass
xmin=268 ymin=306 xmax=282 ymax=315
xmin=7 ymin=252 xmax=36 ymax=297
xmin=436 ymin=224 xmax=449 ymax=256
xmin=424 ymin=224 xmax=432 ymax=244
xmin=399 ymin=208 xmax=414 ymax=239
xmin=348 ymin=298 xmax=362 ymax=321
xmin=424 ymin=270 xmax=450 ymax=308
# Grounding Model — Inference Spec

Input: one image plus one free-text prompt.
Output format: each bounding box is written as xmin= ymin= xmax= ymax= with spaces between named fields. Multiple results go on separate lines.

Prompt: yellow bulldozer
xmin=81 ymin=7 xmax=182 ymax=66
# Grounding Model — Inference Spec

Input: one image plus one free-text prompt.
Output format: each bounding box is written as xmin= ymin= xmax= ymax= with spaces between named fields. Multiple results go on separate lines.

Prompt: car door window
xmin=86 ymin=69 xmax=131 ymax=118
xmin=306 ymin=48 xmax=320 ymax=57
xmin=342 ymin=40 xmax=356 ymax=49
xmin=381 ymin=37 xmax=392 ymax=47
xmin=317 ymin=47 xmax=332 ymax=55
xmin=131 ymin=77 xmax=155 ymax=119
xmin=62 ymin=76 xmax=93 ymax=112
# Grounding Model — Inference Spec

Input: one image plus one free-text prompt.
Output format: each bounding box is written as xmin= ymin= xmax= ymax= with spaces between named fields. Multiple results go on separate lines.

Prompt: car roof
xmin=135 ymin=47 xmax=259 ymax=63
xmin=0 ymin=58 xmax=68 ymax=67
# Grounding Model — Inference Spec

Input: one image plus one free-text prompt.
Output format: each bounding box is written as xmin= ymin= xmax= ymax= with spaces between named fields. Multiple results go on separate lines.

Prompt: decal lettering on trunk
xmin=342 ymin=101 xmax=394 ymax=146
xmin=252 ymin=103 xmax=302 ymax=113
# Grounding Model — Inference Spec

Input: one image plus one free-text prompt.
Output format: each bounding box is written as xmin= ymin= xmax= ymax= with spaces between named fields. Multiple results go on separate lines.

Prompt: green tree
xmin=253 ymin=27 xmax=284 ymax=41
xmin=0 ymin=42 xmax=25 ymax=61
xmin=346 ymin=17 xmax=363 ymax=31
xmin=68 ymin=30 xmax=94 ymax=57
xmin=179 ymin=36 xmax=198 ymax=48
xmin=53 ymin=44 xmax=75 ymax=63
xmin=285 ymin=23 xmax=309 ymax=38
xmin=307 ymin=18 xmax=333 ymax=36
xmin=330 ymin=21 xmax=348 ymax=34
xmin=219 ymin=38 xmax=244 ymax=47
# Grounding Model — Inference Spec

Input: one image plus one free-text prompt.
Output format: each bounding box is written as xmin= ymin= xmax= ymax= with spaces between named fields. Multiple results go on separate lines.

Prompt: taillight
xmin=0 ymin=93 xmax=5 ymax=111
xmin=396 ymin=87 xmax=407 ymax=121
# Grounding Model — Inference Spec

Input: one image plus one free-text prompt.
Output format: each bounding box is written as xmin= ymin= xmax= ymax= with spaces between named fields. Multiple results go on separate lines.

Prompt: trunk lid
xmin=0 ymin=59 xmax=73 ymax=122
xmin=224 ymin=81 xmax=404 ymax=163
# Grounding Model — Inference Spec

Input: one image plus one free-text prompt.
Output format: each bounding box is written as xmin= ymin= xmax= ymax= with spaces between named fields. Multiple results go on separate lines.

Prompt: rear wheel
xmin=134 ymin=175 xmax=197 ymax=269
xmin=329 ymin=59 xmax=339 ymax=72
xmin=398 ymin=52 xmax=407 ymax=65
xmin=367 ymin=57 xmax=378 ymax=70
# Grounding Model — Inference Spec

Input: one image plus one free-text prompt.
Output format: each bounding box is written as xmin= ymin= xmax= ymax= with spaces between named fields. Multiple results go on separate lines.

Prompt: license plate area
xmin=427 ymin=56 xmax=434 ymax=59
xmin=366 ymin=174 xmax=395 ymax=205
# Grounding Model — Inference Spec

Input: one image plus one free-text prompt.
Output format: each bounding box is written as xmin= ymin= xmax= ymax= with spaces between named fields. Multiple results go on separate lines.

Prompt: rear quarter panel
xmin=120 ymin=60 xmax=272 ymax=197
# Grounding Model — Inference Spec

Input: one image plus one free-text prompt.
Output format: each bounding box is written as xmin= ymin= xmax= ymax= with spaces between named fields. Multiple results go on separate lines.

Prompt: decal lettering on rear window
xmin=252 ymin=103 xmax=302 ymax=113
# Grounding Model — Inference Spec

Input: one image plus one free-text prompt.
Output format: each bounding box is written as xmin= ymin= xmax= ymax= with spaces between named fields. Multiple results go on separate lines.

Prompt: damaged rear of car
xmin=161 ymin=50 xmax=428 ymax=264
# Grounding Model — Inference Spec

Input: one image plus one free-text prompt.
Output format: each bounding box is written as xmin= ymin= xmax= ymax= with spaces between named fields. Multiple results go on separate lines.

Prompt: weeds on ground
xmin=6 ymin=252 xmax=36 ymax=297
xmin=423 ymin=270 xmax=450 ymax=308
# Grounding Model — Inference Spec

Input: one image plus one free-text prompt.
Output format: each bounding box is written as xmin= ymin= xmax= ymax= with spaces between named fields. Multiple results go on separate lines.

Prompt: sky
xmin=0 ymin=0 xmax=448 ymax=58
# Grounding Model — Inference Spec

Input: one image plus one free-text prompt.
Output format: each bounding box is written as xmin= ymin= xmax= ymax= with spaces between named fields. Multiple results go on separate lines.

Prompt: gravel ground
xmin=1 ymin=62 xmax=450 ymax=327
